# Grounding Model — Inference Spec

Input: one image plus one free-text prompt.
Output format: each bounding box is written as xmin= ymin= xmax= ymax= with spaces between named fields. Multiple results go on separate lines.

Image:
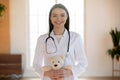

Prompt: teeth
xmin=56 ymin=22 xmax=61 ymax=23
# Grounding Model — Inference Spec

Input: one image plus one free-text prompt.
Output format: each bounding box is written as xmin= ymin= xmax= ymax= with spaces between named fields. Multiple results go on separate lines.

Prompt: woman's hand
xmin=56 ymin=68 xmax=73 ymax=78
xmin=44 ymin=68 xmax=73 ymax=79
xmin=44 ymin=69 xmax=59 ymax=79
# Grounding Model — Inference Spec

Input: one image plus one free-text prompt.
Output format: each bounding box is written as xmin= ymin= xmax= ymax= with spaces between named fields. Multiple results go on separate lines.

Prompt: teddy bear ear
xmin=48 ymin=57 xmax=53 ymax=61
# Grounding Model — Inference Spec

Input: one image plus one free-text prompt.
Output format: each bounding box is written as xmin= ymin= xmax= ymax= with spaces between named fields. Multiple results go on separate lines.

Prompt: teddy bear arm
xmin=64 ymin=65 xmax=71 ymax=70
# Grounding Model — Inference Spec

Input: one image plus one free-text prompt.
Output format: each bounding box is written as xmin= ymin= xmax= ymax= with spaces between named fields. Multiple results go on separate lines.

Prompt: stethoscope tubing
xmin=45 ymin=30 xmax=70 ymax=54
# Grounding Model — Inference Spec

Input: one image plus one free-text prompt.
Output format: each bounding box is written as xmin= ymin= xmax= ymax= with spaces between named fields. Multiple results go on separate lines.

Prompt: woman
xmin=33 ymin=3 xmax=88 ymax=80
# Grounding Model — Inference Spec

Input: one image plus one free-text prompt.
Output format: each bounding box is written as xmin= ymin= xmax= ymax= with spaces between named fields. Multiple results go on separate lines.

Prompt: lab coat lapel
xmin=57 ymin=30 xmax=68 ymax=53
xmin=50 ymin=31 xmax=59 ymax=46
xmin=59 ymin=29 xmax=68 ymax=45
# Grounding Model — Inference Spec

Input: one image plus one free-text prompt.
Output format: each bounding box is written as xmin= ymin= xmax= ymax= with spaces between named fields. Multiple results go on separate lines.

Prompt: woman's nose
xmin=56 ymin=16 xmax=61 ymax=20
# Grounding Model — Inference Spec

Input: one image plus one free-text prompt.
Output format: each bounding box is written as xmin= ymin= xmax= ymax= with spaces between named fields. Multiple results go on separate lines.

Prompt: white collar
xmin=50 ymin=29 xmax=68 ymax=37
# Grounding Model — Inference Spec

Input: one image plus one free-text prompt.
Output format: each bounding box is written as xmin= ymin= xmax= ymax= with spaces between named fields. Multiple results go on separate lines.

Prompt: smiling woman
xmin=29 ymin=0 xmax=84 ymax=67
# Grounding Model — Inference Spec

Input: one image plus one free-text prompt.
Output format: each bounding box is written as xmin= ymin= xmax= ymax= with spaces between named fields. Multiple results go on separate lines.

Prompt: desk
xmin=0 ymin=54 xmax=22 ymax=79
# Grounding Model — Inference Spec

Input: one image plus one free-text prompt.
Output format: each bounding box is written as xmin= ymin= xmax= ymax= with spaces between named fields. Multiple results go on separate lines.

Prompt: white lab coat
xmin=33 ymin=29 xmax=88 ymax=80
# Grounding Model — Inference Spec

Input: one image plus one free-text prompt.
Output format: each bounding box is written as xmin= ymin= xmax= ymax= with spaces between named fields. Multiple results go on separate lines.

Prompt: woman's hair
xmin=48 ymin=3 xmax=70 ymax=33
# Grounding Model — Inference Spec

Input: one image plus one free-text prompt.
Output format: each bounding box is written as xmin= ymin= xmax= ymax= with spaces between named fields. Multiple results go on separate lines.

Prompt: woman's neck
xmin=53 ymin=27 xmax=65 ymax=35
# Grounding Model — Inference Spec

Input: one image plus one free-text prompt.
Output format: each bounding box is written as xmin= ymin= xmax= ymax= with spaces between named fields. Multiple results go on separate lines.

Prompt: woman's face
xmin=50 ymin=8 xmax=68 ymax=29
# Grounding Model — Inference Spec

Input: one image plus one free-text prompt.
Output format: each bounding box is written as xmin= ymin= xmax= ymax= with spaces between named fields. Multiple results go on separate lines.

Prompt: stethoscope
xmin=45 ymin=30 xmax=70 ymax=56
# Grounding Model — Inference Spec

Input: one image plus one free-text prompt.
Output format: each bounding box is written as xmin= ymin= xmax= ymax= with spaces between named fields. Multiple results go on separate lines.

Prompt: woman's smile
xmin=54 ymin=21 xmax=64 ymax=25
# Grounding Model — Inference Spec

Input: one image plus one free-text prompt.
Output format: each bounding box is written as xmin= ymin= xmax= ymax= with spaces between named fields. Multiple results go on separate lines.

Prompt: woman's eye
xmin=53 ymin=15 xmax=57 ymax=17
xmin=52 ymin=14 xmax=57 ymax=17
xmin=61 ymin=14 xmax=65 ymax=17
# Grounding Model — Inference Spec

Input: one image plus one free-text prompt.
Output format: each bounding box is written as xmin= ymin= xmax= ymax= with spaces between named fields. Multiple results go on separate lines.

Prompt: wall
xmin=116 ymin=0 xmax=120 ymax=29
xmin=9 ymin=0 xmax=120 ymax=77
xmin=9 ymin=0 xmax=30 ymax=76
xmin=85 ymin=0 xmax=120 ymax=77
xmin=0 ymin=0 xmax=10 ymax=53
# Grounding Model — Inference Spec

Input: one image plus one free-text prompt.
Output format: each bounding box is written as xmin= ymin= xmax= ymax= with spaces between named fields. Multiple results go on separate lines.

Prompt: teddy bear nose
xmin=54 ymin=64 xmax=58 ymax=67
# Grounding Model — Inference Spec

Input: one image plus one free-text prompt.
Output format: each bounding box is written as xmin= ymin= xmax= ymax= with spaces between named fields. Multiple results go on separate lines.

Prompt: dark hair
xmin=48 ymin=3 xmax=70 ymax=34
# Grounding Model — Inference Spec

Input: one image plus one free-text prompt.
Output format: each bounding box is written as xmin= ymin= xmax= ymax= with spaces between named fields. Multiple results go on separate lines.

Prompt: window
xmin=29 ymin=0 xmax=84 ymax=66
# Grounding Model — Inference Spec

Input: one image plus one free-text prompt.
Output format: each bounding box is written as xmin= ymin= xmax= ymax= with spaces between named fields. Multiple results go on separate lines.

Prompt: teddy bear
xmin=42 ymin=55 xmax=72 ymax=80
